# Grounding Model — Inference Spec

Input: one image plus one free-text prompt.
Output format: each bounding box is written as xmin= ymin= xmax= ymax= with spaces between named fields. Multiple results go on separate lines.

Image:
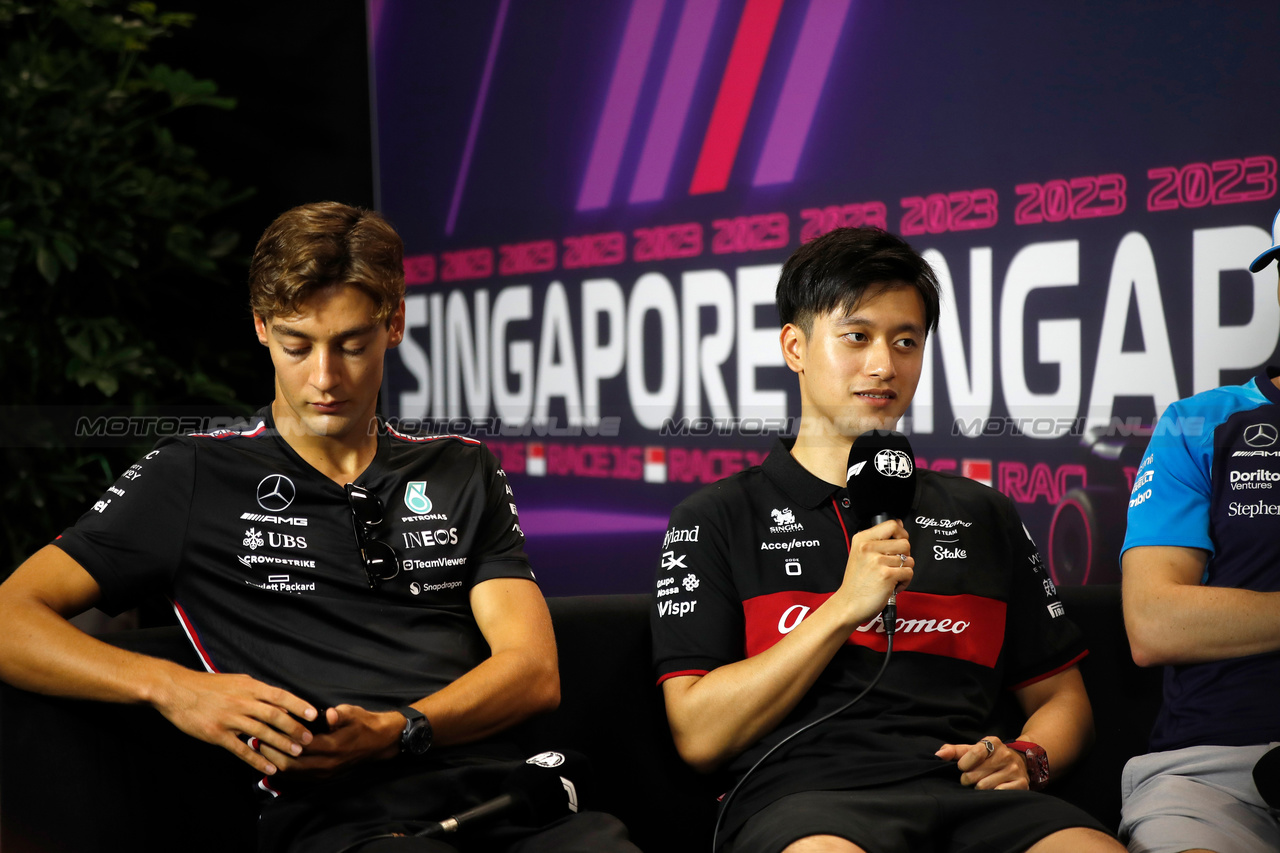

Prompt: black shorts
xmin=728 ymin=776 xmax=1112 ymax=853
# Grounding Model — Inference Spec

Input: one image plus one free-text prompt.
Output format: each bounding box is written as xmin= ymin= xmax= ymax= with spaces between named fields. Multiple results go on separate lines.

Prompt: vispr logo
xmin=576 ymin=0 xmax=854 ymax=209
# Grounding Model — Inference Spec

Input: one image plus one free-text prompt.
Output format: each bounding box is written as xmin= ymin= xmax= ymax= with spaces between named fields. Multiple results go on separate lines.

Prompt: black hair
xmin=776 ymin=227 xmax=940 ymax=337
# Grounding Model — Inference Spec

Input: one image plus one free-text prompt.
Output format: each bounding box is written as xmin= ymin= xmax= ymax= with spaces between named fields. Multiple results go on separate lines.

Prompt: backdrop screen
xmin=370 ymin=0 xmax=1280 ymax=595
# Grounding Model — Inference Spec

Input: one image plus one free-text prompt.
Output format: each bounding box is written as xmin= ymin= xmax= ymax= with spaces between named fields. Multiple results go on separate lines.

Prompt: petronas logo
xmin=404 ymin=481 xmax=432 ymax=514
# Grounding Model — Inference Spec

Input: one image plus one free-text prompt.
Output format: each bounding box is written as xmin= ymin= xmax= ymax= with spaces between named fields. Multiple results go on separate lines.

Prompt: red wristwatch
xmin=1005 ymin=740 xmax=1050 ymax=790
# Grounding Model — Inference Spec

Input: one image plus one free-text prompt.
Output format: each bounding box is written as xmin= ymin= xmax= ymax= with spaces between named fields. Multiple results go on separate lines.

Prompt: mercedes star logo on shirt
xmin=257 ymin=474 xmax=297 ymax=511
xmin=1244 ymin=423 xmax=1279 ymax=448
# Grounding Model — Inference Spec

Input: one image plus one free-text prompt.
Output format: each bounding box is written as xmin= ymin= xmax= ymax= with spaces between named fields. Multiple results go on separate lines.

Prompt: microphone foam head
xmin=846 ymin=430 xmax=917 ymax=523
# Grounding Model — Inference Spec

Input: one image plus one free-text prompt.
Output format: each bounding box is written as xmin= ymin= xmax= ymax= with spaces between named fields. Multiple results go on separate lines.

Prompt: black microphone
xmin=1254 ymin=746 xmax=1280 ymax=808
xmin=845 ymin=430 xmax=918 ymax=636
xmin=416 ymin=750 xmax=590 ymax=838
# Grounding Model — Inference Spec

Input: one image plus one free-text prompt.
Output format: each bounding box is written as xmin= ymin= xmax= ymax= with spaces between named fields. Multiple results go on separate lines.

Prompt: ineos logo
xmin=257 ymin=474 xmax=296 ymax=511
xmin=1244 ymin=424 xmax=1278 ymax=448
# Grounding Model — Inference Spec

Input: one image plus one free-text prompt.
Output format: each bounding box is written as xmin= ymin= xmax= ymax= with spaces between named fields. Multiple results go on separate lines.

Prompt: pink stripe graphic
xmin=576 ymin=0 xmax=667 ymax=211
xmin=753 ymin=0 xmax=852 ymax=186
xmin=628 ymin=0 xmax=721 ymax=203
xmin=688 ymin=0 xmax=784 ymax=195
xmin=446 ymin=0 xmax=511 ymax=235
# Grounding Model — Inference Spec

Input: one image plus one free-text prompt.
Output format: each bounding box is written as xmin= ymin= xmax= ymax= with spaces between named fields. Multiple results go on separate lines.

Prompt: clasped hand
xmin=154 ymin=668 xmax=398 ymax=778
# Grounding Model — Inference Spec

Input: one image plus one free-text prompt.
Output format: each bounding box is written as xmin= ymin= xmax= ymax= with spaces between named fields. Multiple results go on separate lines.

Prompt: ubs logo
xmin=257 ymin=474 xmax=296 ymax=511
xmin=1244 ymin=424 xmax=1278 ymax=448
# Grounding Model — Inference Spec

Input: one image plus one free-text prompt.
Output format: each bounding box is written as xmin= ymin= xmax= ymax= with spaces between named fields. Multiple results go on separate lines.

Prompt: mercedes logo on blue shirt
xmin=257 ymin=474 xmax=297 ymax=511
xmin=1244 ymin=423 xmax=1279 ymax=448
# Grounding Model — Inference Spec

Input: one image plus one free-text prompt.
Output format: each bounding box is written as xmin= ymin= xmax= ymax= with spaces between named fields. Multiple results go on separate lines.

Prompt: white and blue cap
xmin=1249 ymin=207 xmax=1280 ymax=272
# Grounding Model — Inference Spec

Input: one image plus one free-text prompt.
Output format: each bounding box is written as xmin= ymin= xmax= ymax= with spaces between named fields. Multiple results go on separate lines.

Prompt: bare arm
xmin=0 ymin=545 xmax=318 ymax=775
xmin=935 ymin=665 xmax=1093 ymax=789
xmin=661 ymin=521 xmax=913 ymax=773
xmin=1123 ymin=545 xmax=1280 ymax=666
xmin=263 ymin=576 xmax=560 ymax=775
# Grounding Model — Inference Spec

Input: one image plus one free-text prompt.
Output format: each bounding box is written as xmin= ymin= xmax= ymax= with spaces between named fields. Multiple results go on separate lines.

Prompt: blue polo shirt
xmin=1122 ymin=367 xmax=1280 ymax=750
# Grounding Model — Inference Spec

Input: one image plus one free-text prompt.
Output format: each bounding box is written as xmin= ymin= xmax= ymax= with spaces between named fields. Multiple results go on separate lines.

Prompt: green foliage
xmin=0 ymin=0 xmax=253 ymax=569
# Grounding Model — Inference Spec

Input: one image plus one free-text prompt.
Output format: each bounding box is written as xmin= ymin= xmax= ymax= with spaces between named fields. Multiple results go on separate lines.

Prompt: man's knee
xmin=780 ymin=836 xmax=865 ymax=853
xmin=1027 ymin=826 xmax=1125 ymax=853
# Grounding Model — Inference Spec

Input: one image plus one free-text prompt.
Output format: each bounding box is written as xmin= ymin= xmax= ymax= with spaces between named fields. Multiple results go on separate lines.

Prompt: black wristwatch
xmin=1006 ymin=740 xmax=1050 ymax=790
xmin=397 ymin=706 xmax=433 ymax=757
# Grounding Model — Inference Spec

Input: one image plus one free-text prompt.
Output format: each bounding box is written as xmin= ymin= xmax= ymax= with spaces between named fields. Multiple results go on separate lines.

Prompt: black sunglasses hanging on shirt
xmin=344 ymin=483 xmax=402 ymax=587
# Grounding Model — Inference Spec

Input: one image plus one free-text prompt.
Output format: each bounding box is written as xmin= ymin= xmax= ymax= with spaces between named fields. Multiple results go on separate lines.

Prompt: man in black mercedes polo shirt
xmin=0 ymin=202 xmax=637 ymax=853
xmin=652 ymin=227 xmax=1124 ymax=853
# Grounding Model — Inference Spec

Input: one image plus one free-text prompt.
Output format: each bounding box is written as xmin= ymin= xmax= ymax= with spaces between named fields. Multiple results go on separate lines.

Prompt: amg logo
xmin=241 ymin=513 xmax=308 ymax=527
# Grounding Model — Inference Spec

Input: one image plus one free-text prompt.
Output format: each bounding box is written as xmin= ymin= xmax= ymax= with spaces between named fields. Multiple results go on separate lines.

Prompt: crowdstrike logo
xmin=257 ymin=474 xmax=296 ymax=511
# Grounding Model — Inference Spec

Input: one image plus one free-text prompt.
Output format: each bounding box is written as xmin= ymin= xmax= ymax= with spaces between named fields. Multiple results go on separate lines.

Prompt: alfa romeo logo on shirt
xmin=257 ymin=474 xmax=296 ymax=511
xmin=1244 ymin=423 xmax=1279 ymax=447
xmin=404 ymin=481 xmax=432 ymax=514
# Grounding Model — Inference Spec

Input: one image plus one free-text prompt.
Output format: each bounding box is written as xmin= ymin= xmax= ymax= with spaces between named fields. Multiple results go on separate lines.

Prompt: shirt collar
xmin=762 ymin=436 xmax=844 ymax=509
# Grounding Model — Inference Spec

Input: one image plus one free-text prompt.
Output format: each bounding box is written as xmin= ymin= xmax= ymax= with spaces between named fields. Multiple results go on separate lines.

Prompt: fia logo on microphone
xmin=874 ymin=449 xmax=913 ymax=478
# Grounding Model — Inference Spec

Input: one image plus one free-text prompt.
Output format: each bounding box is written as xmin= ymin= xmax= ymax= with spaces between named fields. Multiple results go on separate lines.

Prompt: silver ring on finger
xmin=983 ymin=739 xmax=995 ymax=756
xmin=899 ymin=553 xmax=906 ymax=567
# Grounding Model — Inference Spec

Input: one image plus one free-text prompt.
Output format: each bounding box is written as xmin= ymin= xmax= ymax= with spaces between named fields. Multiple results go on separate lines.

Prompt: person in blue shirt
xmin=1120 ymin=208 xmax=1280 ymax=853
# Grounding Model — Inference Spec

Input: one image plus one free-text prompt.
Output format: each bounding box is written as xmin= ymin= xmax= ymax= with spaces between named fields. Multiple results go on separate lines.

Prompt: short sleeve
xmin=998 ymin=499 xmax=1087 ymax=689
xmin=1121 ymin=401 xmax=1214 ymax=556
xmin=53 ymin=440 xmax=195 ymax=616
xmin=467 ymin=444 xmax=536 ymax=586
xmin=651 ymin=489 xmax=744 ymax=683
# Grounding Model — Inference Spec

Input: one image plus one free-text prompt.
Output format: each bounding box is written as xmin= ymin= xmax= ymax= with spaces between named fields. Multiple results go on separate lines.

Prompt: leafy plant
xmin=0 ymin=0 xmax=254 ymax=570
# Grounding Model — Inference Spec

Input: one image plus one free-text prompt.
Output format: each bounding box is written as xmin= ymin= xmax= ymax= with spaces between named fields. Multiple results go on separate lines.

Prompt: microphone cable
xmin=710 ymin=618 xmax=895 ymax=852
xmin=711 ymin=496 xmax=906 ymax=852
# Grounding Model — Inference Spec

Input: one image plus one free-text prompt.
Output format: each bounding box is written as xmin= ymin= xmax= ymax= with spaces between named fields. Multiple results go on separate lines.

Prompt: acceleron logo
xmin=576 ymin=0 xmax=853 ymax=210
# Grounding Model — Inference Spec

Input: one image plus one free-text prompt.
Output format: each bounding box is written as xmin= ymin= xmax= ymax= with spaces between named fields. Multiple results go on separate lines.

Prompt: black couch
xmin=0 ymin=585 xmax=1161 ymax=853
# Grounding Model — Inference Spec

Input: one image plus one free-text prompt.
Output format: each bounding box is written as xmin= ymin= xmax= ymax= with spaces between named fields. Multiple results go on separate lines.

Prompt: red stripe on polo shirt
xmin=742 ymin=590 xmax=1007 ymax=667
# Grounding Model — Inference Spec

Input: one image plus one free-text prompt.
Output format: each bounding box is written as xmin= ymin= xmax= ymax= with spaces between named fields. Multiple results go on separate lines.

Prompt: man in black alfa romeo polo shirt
xmin=652 ymin=227 xmax=1124 ymax=853
xmin=0 ymin=202 xmax=637 ymax=853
